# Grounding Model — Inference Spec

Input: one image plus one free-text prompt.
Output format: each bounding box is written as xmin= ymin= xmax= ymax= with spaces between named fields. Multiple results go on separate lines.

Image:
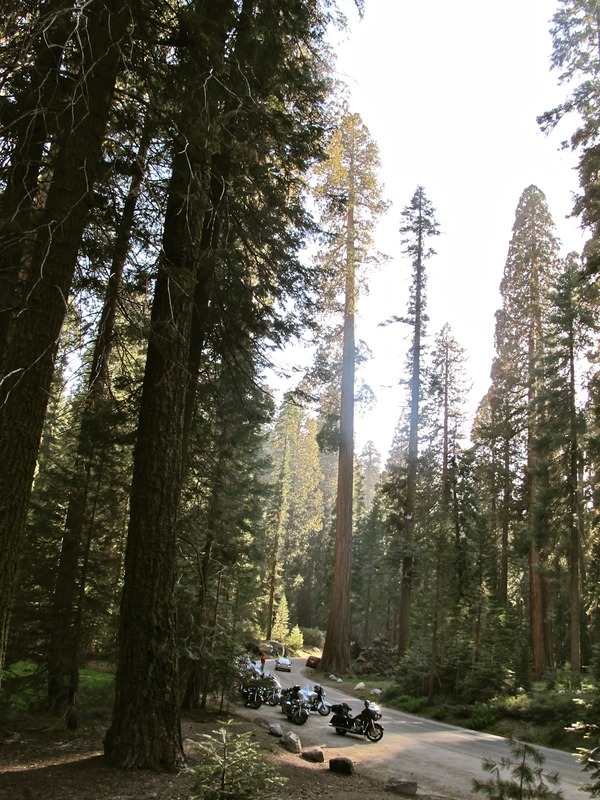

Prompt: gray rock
xmin=385 ymin=778 xmax=418 ymax=796
xmin=372 ymin=688 xmax=383 ymax=696
xmin=301 ymin=746 xmax=325 ymax=763
xmin=280 ymin=731 xmax=302 ymax=753
xmin=329 ymin=756 xmax=354 ymax=775
xmin=354 ymin=681 xmax=366 ymax=690
xmin=254 ymin=716 xmax=271 ymax=730
xmin=269 ymin=722 xmax=284 ymax=737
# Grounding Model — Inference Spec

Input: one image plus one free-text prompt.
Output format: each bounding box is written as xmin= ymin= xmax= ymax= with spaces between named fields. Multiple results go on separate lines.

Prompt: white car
xmin=274 ymin=656 xmax=292 ymax=672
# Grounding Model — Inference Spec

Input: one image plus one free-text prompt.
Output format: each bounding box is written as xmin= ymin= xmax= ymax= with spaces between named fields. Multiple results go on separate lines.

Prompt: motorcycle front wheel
xmin=246 ymin=695 xmax=262 ymax=710
xmin=317 ymin=703 xmax=331 ymax=716
xmin=365 ymin=723 xmax=384 ymax=742
xmin=292 ymin=709 xmax=308 ymax=725
xmin=335 ymin=727 xmax=347 ymax=735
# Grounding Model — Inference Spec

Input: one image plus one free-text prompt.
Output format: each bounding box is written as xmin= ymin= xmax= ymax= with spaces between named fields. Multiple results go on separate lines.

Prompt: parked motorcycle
xmin=329 ymin=699 xmax=384 ymax=742
xmin=239 ymin=683 xmax=262 ymax=709
xmin=303 ymin=683 xmax=331 ymax=716
xmin=258 ymin=674 xmax=282 ymax=706
xmin=280 ymin=685 xmax=310 ymax=725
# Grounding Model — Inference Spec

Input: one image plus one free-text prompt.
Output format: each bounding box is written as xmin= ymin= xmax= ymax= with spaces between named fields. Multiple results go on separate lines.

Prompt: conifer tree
xmin=488 ymin=185 xmax=560 ymax=680
xmin=394 ymin=186 xmax=440 ymax=656
xmin=272 ymin=594 xmax=290 ymax=643
xmin=105 ymin=0 xmax=336 ymax=768
xmin=536 ymin=254 xmax=597 ymax=681
xmin=47 ymin=119 xmax=153 ymax=718
xmin=314 ymin=112 xmax=387 ymax=673
xmin=539 ymin=0 xmax=600 ymax=273
xmin=0 ymin=0 xmax=133 ymax=687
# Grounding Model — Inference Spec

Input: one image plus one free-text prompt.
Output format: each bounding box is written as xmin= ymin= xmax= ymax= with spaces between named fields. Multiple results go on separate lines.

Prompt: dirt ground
xmin=0 ymin=712 xmax=411 ymax=800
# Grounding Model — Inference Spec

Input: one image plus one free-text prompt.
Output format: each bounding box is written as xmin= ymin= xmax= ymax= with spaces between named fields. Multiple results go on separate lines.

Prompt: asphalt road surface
xmin=250 ymin=657 xmax=591 ymax=800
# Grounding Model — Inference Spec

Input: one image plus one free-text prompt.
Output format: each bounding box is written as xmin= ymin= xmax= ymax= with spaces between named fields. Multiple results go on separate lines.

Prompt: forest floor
xmin=0 ymin=710 xmax=419 ymax=800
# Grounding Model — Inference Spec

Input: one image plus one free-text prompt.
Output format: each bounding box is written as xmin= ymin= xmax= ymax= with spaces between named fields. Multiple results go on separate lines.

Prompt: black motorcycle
xmin=280 ymin=685 xmax=310 ymax=725
xmin=329 ymin=699 xmax=384 ymax=742
xmin=258 ymin=674 xmax=282 ymax=706
xmin=239 ymin=683 xmax=262 ymax=709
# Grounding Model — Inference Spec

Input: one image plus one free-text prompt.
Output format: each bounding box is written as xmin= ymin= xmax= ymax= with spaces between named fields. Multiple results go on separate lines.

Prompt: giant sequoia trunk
xmin=0 ymin=0 xmax=131 ymax=686
xmin=321 ymin=202 xmax=356 ymax=674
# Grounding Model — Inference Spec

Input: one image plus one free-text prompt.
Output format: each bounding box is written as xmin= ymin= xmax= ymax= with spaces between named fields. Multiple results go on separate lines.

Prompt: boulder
xmin=254 ymin=716 xmax=271 ymax=731
xmin=268 ymin=722 xmax=284 ymax=737
xmin=280 ymin=731 xmax=302 ymax=753
xmin=301 ymin=747 xmax=325 ymax=763
xmin=354 ymin=681 xmax=366 ymax=691
xmin=329 ymin=756 xmax=354 ymax=775
xmin=372 ymin=688 xmax=383 ymax=696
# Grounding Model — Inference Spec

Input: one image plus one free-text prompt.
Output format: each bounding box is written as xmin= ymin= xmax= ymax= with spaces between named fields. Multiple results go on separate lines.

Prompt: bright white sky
xmin=328 ymin=0 xmax=588 ymax=461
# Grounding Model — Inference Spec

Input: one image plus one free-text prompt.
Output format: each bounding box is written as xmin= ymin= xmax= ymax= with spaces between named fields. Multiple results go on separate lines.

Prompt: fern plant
xmin=187 ymin=720 xmax=286 ymax=800
xmin=472 ymin=738 xmax=563 ymax=800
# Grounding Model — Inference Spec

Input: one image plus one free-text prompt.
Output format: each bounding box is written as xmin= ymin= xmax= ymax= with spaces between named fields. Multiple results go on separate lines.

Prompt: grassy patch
xmin=0 ymin=661 xmax=115 ymax=722
xmin=78 ymin=667 xmax=115 ymax=718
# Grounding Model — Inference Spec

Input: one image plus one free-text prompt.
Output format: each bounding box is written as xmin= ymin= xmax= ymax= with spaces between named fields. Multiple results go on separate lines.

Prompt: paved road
xmin=251 ymin=657 xmax=590 ymax=800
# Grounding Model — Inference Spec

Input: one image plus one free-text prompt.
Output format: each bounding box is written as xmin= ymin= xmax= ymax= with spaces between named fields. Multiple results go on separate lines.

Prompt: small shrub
xmin=381 ymin=689 xmax=427 ymax=715
xmin=285 ymin=625 xmax=303 ymax=653
xmin=495 ymin=693 xmax=532 ymax=718
xmin=299 ymin=627 xmax=324 ymax=649
xmin=464 ymin=702 xmax=499 ymax=731
xmin=493 ymin=692 xmax=576 ymax=724
xmin=429 ymin=704 xmax=450 ymax=721
xmin=187 ymin=720 xmax=286 ymax=800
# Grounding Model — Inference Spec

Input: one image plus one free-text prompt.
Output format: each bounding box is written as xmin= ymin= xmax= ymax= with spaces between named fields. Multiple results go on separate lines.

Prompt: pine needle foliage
xmin=187 ymin=720 xmax=286 ymax=800
xmin=579 ymin=746 xmax=600 ymax=797
xmin=472 ymin=738 xmax=563 ymax=800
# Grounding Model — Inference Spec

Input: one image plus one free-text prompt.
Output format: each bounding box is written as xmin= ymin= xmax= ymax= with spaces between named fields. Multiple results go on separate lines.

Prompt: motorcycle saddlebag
xmin=330 ymin=702 xmax=351 ymax=714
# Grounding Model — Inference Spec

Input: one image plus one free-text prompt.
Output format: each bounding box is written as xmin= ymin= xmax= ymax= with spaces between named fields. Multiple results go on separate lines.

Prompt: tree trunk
xmin=568 ymin=326 xmax=581 ymax=680
xmin=103 ymin=145 xmax=204 ymax=769
xmin=106 ymin=2 xmax=245 ymax=757
xmin=47 ymin=121 xmax=151 ymax=715
xmin=0 ymin=0 xmax=131 ymax=687
xmin=528 ymin=541 xmax=546 ymax=680
xmin=498 ymin=430 xmax=510 ymax=606
xmin=321 ymin=200 xmax=356 ymax=674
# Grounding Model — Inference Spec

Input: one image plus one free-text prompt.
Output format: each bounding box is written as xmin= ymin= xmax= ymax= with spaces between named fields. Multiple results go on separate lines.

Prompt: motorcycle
xmin=280 ymin=685 xmax=310 ymax=725
xmin=329 ymin=699 xmax=384 ymax=742
xmin=239 ymin=682 xmax=262 ymax=709
xmin=303 ymin=683 xmax=331 ymax=716
xmin=258 ymin=674 xmax=282 ymax=706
